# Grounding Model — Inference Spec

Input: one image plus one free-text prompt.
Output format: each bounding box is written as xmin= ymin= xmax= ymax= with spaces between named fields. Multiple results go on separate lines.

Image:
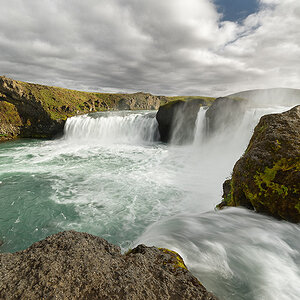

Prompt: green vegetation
xmin=0 ymin=101 xmax=22 ymax=125
xmin=1 ymin=76 xmax=217 ymax=141
xmin=166 ymin=96 xmax=215 ymax=106
xmin=159 ymin=248 xmax=187 ymax=270
xmin=0 ymin=101 xmax=22 ymax=140
xmin=18 ymin=81 xmax=120 ymax=120
xmin=253 ymin=158 xmax=298 ymax=198
xmin=217 ymin=105 xmax=300 ymax=223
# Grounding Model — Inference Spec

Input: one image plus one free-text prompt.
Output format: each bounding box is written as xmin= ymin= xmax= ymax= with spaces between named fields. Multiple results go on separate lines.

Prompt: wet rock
xmin=156 ymin=99 xmax=206 ymax=143
xmin=205 ymin=97 xmax=247 ymax=135
xmin=0 ymin=230 xmax=218 ymax=300
xmin=218 ymin=105 xmax=300 ymax=223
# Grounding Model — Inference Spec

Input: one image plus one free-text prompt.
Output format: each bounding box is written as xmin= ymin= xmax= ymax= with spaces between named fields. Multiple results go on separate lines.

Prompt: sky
xmin=0 ymin=0 xmax=299 ymax=96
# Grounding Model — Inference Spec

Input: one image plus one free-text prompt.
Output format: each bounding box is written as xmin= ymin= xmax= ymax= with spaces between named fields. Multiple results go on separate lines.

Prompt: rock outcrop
xmin=0 ymin=231 xmax=218 ymax=300
xmin=156 ymin=99 xmax=208 ymax=143
xmin=227 ymin=88 xmax=300 ymax=107
xmin=0 ymin=76 xmax=167 ymax=141
xmin=218 ymin=105 xmax=300 ymax=223
xmin=205 ymin=97 xmax=248 ymax=134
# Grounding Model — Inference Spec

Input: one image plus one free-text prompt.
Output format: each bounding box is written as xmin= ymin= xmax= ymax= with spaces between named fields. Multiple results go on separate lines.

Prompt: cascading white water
xmin=193 ymin=105 xmax=290 ymax=148
xmin=1 ymin=104 xmax=299 ymax=300
xmin=192 ymin=107 xmax=208 ymax=145
xmin=64 ymin=111 xmax=159 ymax=144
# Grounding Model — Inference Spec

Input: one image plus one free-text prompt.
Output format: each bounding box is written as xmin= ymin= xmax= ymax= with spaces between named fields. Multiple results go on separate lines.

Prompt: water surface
xmin=0 ymin=108 xmax=299 ymax=300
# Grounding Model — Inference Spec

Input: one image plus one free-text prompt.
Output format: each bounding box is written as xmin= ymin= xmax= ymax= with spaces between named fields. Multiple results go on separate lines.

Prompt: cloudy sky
xmin=0 ymin=0 xmax=299 ymax=96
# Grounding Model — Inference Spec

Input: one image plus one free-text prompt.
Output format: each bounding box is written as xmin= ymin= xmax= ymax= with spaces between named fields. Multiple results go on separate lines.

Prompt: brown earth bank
xmin=218 ymin=105 xmax=300 ymax=223
xmin=0 ymin=76 xmax=169 ymax=141
xmin=0 ymin=230 xmax=218 ymax=300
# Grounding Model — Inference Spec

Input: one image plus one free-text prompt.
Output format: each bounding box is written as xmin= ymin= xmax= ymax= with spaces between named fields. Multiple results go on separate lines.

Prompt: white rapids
xmin=0 ymin=105 xmax=299 ymax=300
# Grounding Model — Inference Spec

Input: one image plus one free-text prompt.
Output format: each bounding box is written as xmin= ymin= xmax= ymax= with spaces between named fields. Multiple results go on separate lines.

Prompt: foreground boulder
xmin=0 ymin=231 xmax=218 ymax=300
xmin=156 ymin=99 xmax=207 ymax=143
xmin=0 ymin=76 xmax=167 ymax=141
xmin=219 ymin=105 xmax=300 ymax=223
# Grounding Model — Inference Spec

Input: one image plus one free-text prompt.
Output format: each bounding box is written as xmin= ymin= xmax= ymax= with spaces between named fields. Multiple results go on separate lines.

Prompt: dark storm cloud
xmin=0 ymin=0 xmax=299 ymax=96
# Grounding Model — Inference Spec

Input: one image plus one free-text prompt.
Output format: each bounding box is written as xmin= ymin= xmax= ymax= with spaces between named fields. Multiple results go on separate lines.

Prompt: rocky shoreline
xmin=0 ymin=231 xmax=218 ymax=300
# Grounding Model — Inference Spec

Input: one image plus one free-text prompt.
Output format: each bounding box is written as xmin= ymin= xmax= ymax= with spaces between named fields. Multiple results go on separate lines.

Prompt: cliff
xmin=0 ymin=231 xmax=218 ymax=300
xmin=156 ymin=98 xmax=214 ymax=143
xmin=218 ymin=105 xmax=300 ymax=223
xmin=0 ymin=76 xmax=168 ymax=141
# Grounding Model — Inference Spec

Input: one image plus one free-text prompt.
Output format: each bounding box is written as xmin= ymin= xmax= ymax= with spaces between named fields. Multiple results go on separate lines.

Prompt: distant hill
xmin=227 ymin=88 xmax=300 ymax=107
xmin=0 ymin=76 xmax=169 ymax=141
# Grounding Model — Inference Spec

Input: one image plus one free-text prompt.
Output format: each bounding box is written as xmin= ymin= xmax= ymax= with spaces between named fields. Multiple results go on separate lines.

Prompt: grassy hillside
xmin=0 ymin=76 xmax=215 ymax=141
xmin=166 ymin=96 xmax=215 ymax=106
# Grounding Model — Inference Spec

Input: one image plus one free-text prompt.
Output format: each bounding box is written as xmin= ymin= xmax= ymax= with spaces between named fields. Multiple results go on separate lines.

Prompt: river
xmin=0 ymin=107 xmax=299 ymax=300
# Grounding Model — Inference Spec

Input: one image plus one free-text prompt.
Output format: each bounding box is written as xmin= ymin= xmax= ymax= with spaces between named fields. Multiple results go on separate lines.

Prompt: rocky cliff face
xmin=219 ymin=105 xmax=300 ymax=223
xmin=0 ymin=231 xmax=218 ymax=300
xmin=0 ymin=76 xmax=167 ymax=141
xmin=205 ymin=97 xmax=248 ymax=134
xmin=156 ymin=98 xmax=209 ymax=143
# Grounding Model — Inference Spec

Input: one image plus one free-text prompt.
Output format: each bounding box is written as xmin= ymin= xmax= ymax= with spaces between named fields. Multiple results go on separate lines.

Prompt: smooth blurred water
xmin=0 ymin=108 xmax=299 ymax=300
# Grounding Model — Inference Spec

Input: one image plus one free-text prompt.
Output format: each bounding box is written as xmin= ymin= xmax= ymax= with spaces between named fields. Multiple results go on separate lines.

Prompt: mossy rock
xmin=218 ymin=105 xmax=300 ymax=223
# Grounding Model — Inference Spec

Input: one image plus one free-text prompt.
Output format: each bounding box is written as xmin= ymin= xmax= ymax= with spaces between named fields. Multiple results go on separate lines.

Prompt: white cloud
xmin=0 ymin=0 xmax=299 ymax=96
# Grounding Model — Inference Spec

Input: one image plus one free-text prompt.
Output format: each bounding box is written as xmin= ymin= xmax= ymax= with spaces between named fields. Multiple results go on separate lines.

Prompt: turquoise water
xmin=0 ymin=139 xmax=182 ymax=252
xmin=1 ymin=109 xmax=299 ymax=300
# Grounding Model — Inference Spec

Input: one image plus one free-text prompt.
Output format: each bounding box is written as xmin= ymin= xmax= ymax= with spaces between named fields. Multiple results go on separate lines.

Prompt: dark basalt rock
xmin=218 ymin=105 xmax=300 ymax=223
xmin=156 ymin=99 xmax=206 ymax=143
xmin=205 ymin=97 xmax=247 ymax=135
xmin=0 ymin=230 xmax=218 ymax=300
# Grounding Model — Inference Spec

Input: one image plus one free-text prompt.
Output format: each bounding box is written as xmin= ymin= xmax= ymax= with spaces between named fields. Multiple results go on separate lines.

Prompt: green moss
xmin=244 ymin=185 xmax=259 ymax=203
xmin=295 ymin=202 xmax=300 ymax=213
xmin=223 ymin=179 xmax=235 ymax=206
xmin=159 ymin=248 xmax=187 ymax=270
xmin=161 ymin=100 xmax=183 ymax=109
xmin=166 ymin=96 xmax=215 ymax=106
xmin=254 ymin=158 xmax=300 ymax=198
xmin=257 ymin=124 xmax=268 ymax=134
xmin=0 ymin=101 xmax=22 ymax=125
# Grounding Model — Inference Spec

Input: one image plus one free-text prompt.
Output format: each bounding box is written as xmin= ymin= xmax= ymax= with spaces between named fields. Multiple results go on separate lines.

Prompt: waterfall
xmin=1 ymin=103 xmax=299 ymax=300
xmin=192 ymin=107 xmax=208 ymax=145
xmin=192 ymin=105 xmax=290 ymax=151
xmin=63 ymin=111 xmax=159 ymax=144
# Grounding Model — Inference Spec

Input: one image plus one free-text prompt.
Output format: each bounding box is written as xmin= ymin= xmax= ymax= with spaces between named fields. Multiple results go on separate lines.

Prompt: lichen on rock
xmin=218 ymin=105 xmax=300 ymax=223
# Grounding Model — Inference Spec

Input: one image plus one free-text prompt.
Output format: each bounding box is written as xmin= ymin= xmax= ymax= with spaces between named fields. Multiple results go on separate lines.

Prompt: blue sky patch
xmin=214 ymin=0 xmax=259 ymax=22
